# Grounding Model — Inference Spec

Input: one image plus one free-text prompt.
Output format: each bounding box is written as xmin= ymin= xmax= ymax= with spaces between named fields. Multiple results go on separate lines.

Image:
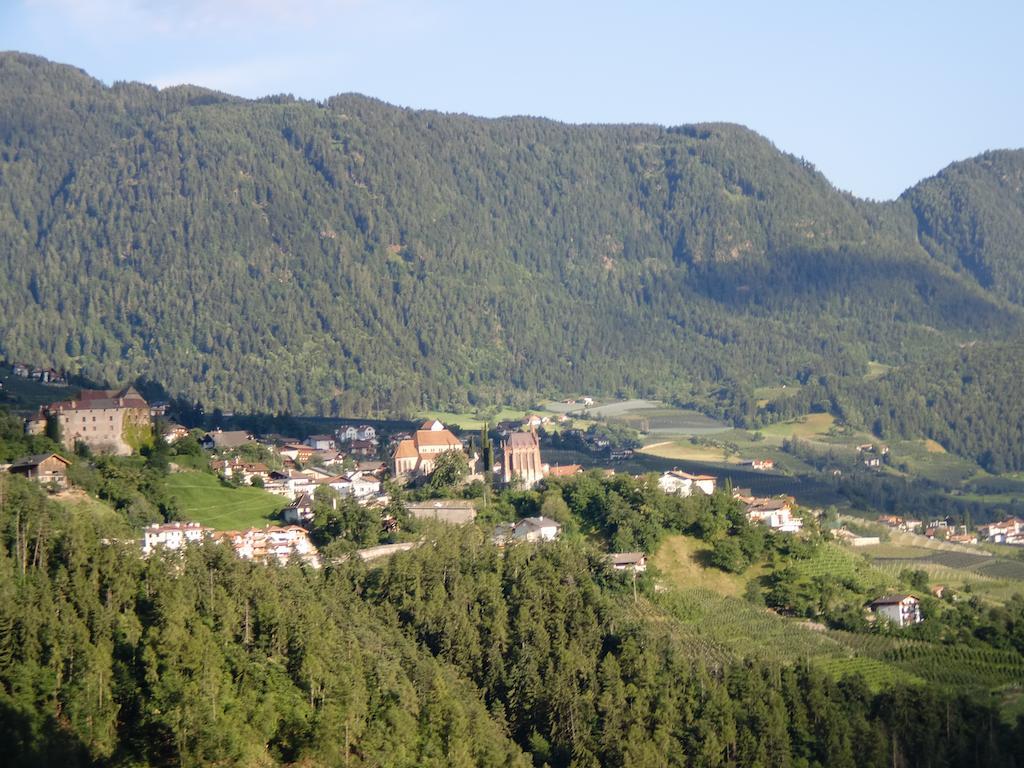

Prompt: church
xmin=500 ymin=427 xmax=549 ymax=488
xmin=392 ymin=419 xmax=476 ymax=481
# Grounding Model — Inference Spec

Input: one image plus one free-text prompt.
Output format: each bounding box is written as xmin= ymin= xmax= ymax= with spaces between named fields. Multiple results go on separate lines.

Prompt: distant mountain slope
xmin=904 ymin=149 xmax=1024 ymax=304
xmin=0 ymin=52 xmax=1021 ymax=420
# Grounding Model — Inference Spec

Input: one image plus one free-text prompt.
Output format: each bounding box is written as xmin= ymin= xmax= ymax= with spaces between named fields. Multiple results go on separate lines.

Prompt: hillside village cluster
xmin=3 ymin=381 xmax=1018 ymax=626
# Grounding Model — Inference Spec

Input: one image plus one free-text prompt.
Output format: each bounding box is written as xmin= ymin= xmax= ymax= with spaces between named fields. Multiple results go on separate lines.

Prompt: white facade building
xmin=658 ymin=470 xmax=717 ymax=497
xmin=512 ymin=516 xmax=562 ymax=543
xmin=142 ymin=522 xmax=211 ymax=556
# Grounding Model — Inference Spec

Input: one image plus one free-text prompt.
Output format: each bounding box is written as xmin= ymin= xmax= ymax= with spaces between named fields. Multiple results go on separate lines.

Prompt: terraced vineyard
xmin=880 ymin=644 xmax=1024 ymax=689
xmin=974 ymin=559 xmax=1024 ymax=581
xmin=920 ymin=551 xmax=995 ymax=569
xmin=650 ymin=589 xmax=924 ymax=690
xmin=648 ymin=533 xmax=1024 ymax=708
xmin=790 ymin=545 xmax=861 ymax=578
xmin=648 ymin=572 xmax=1024 ymax=699
xmin=829 ymin=630 xmax=1024 ymax=689
xmin=872 ymin=549 xmax=1024 ymax=595
xmin=790 ymin=544 xmax=891 ymax=593
xmin=653 ymin=588 xmax=849 ymax=664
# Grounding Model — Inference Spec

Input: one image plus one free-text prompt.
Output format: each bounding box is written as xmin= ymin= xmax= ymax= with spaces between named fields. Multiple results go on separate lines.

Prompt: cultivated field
xmin=649 ymin=534 xmax=1024 ymax=700
xmin=640 ymin=441 xmax=742 ymax=464
xmin=582 ymin=399 xmax=729 ymax=436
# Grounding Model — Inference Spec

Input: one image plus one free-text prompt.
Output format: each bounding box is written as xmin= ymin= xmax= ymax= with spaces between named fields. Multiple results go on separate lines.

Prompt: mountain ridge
xmin=1 ymin=52 xmax=1023 ymax=426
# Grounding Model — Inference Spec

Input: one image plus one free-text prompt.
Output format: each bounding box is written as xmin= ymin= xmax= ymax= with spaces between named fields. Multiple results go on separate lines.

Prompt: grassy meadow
xmin=165 ymin=470 xmax=285 ymax=530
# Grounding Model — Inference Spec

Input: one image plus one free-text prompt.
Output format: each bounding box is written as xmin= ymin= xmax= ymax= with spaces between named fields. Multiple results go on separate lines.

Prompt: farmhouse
xmin=869 ymin=594 xmax=922 ymax=627
xmin=833 ymin=528 xmax=881 ymax=547
xmin=282 ymin=493 xmax=315 ymax=525
xmin=265 ymin=469 xmax=317 ymax=499
xmin=744 ymin=497 xmax=803 ymax=532
xmin=305 ymin=434 xmax=336 ymax=451
xmin=877 ymin=515 xmax=923 ymax=532
xmin=202 ymin=429 xmax=253 ymax=451
xmin=548 ymin=464 xmax=583 ymax=477
xmin=6 ymin=453 xmax=71 ymax=489
xmin=277 ymin=443 xmax=319 ymax=462
xmin=163 ymin=424 xmax=190 ymax=444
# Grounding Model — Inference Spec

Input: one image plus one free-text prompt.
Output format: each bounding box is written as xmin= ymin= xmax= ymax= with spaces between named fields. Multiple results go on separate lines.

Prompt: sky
xmin=1 ymin=0 xmax=1021 ymax=200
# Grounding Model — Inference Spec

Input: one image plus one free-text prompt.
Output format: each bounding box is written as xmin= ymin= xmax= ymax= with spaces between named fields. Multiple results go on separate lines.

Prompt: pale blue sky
xmin=2 ymin=1 xmax=1021 ymax=200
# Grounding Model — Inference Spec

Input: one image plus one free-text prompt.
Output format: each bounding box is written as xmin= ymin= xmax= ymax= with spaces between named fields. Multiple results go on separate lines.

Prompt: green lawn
xmin=652 ymin=534 xmax=766 ymax=598
xmin=759 ymin=413 xmax=836 ymax=441
xmin=166 ymin=471 xmax=285 ymax=530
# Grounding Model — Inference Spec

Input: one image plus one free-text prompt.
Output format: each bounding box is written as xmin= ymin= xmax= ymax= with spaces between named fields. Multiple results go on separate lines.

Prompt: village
xmin=3 ymin=378 xmax=1000 ymax=630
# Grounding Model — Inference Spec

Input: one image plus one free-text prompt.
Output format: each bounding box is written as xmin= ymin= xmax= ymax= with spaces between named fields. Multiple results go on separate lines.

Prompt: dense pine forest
xmin=2 ymin=54 xmax=1024 ymax=443
xmin=3 ymin=470 xmax=1024 ymax=768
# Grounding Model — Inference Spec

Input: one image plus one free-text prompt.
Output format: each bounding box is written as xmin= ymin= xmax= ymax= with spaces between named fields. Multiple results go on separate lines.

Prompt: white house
xmin=336 ymin=425 xmax=359 ymax=442
xmin=870 ymin=594 xmax=922 ymax=627
xmin=658 ymin=470 xmax=717 ymax=497
xmin=978 ymin=518 xmax=1024 ymax=544
xmin=342 ymin=470 xmax=381 ymax=498
xmin=356 ymin=424 xmax=376 ymax=441
xmin=282 ymin=493 xmax=315 ymax=525
xmin=745 ymin=498 xmax=803 ymax=533
xmin=523 ymin=414 xmax=543 ymax=429
xmin=512 ymin=516 xmax=562 ymax=542
xmin=142 ymin=522 xmax=211 ymax=556
xmin=305 ymin=434 xmax=336 ymax=451
xmin=266 ymin=469 xmax=317 ymax=499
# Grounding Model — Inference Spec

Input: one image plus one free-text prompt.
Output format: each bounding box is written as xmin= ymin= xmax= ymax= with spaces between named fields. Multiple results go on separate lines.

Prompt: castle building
xmin=37 ymin=387 xmax=152 ymax=456
xmin=501 ymin=428 xmax=548 ymax=488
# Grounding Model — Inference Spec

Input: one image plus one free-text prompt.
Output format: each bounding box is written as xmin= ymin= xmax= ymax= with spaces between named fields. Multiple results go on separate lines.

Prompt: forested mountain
xmin=906 ymin=150 xmax=1024 ymax=304
xmin=1 ymin=52 xmax=1023 ymax=430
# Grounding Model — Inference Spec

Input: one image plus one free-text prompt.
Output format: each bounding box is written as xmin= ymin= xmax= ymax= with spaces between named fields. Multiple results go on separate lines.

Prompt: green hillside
xmin=3 ymin=53 xmax=1024 ymax=466
xmin=165 ymin=470 xmax=284 ymax=529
